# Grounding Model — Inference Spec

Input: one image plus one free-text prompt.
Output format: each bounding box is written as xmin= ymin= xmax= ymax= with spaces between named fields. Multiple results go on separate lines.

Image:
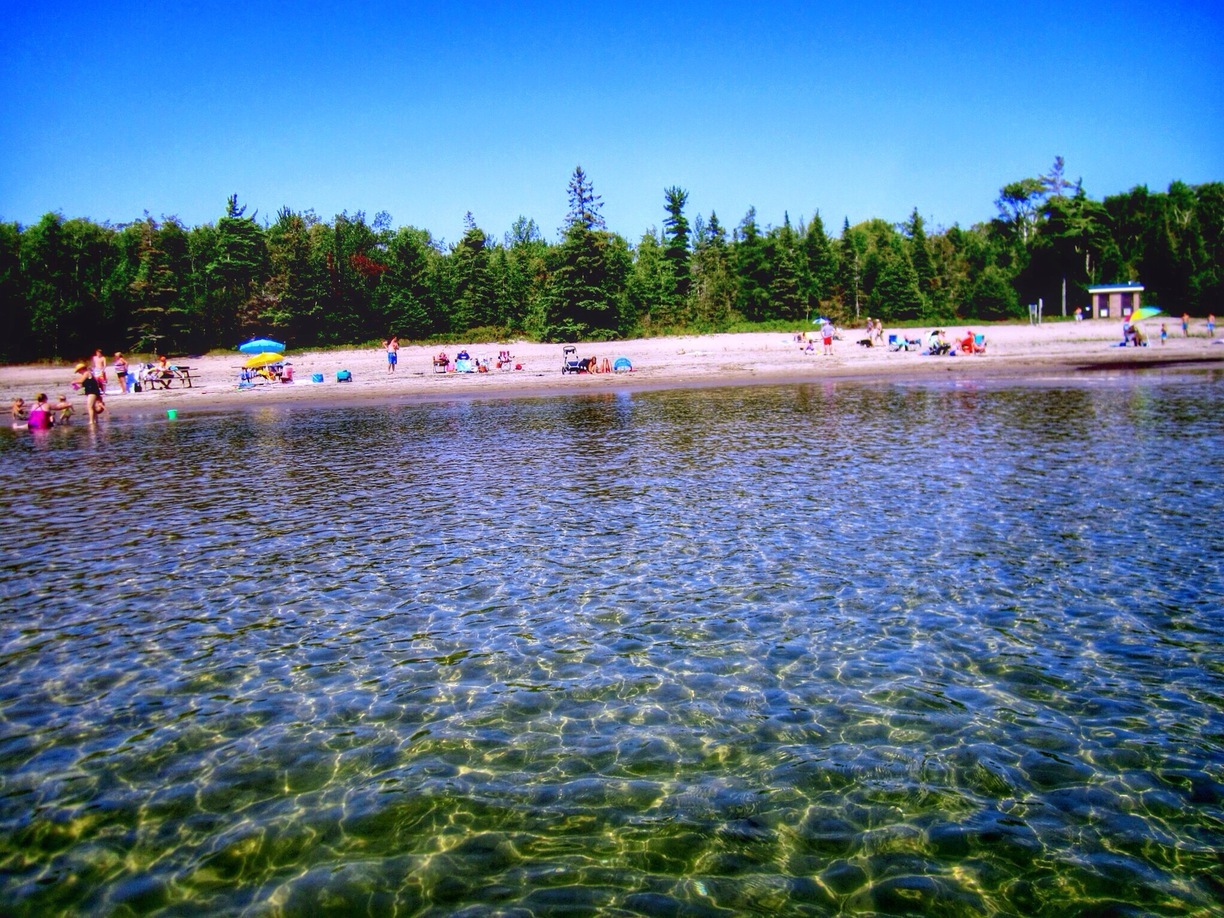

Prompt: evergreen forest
xmin=1 ymin=159 xmax=1220 ymax=363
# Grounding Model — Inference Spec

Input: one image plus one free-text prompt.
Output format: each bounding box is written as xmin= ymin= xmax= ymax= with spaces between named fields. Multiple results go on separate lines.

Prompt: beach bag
xmin=134 ymin=382 xmax=143 ymax=392
xmin=311 ymin=373 xmax=324 ymax=383
xmin=336 ymin=369 xmax=352 ymax=382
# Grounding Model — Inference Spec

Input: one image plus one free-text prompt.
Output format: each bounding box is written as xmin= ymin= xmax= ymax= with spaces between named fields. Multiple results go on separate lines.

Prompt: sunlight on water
xmin=1 ymin=372 xmax=1222 ymax=914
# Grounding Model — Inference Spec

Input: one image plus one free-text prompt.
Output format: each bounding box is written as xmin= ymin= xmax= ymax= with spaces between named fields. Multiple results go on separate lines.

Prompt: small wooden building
xmin=1087 ymin=282 xmax=1144 ymax=320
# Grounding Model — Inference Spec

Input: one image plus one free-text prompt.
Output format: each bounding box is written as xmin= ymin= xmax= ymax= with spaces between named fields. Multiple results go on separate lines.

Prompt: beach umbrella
xmin=1129 ymin=307 xmax=1162 ymax=323
xmin=244 ymin=352 xmax=284 ymax=368
xmin=239 ymin=338 xmax=286 ymax=354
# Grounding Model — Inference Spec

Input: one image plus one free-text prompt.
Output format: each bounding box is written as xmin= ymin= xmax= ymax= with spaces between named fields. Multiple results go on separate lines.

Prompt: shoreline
xmin=4 ymin=322 xmax=1222 ymax=420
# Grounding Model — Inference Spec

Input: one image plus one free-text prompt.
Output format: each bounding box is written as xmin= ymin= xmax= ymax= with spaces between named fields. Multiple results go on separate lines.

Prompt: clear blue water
xmin=1 ymin=373 xmax=1222 ymax=915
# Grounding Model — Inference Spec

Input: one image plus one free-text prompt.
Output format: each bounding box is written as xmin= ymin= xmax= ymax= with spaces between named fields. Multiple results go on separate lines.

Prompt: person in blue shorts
xmin=386 ymin=336 xmax=399 ymax=373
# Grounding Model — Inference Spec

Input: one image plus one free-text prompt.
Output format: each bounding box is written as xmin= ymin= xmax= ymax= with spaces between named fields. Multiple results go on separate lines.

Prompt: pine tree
xmin=801 ymin=211 xmax=835 ymax=319
xmin=565 ymin=166 xmax=605 ymax=232
xmin=835 ymin=218 xmax=864 ymax=320
xmin=662 ymin=187 xmax=691 ymax=300
xmin=735 ymin=207 xmax=770 ymax=321
xmin=905 ymin=208 xmax=934 ymax=314
xmin=691 ymin=212 xmax=736 ymax=329
xmin=544 ymin=167 xmax=627 ymax=340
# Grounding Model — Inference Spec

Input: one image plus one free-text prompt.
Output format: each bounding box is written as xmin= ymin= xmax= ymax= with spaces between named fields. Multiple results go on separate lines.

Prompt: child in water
xmin=10 ymin=398 xmax=27 ymax=427
xmin=52 ymin=395 xmax=74 ymax=423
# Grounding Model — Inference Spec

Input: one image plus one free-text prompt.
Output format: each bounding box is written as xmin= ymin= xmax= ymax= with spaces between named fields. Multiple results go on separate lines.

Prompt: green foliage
xmin=0 ymin=222 xmax=27 ymax=362
xmin=690 ymin=212 xmax=736 ymax=330
xmin=543 ymin=223 xmax=628 ymax=341
xmin=627 ymin=230 xmax=671 ymax=332
xmin=968 ymin=265 xmax=1022 ymax=320
xmin=2 ymin=163 xmax=1219 ymax=361
xmin=765 ymin=216 xmax=804 ymax=321
xmin=734 ymin=208 xmax=771 ymax=321
xmin=801 ymin=212 xmax=835 ymax=317
xmin=662 ymin=187 xmax=690 ymax=301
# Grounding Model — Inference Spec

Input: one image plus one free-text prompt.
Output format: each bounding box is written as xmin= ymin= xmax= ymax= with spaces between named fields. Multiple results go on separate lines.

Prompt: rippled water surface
xmin=2 ymin=374 xmax=1223 ymax=915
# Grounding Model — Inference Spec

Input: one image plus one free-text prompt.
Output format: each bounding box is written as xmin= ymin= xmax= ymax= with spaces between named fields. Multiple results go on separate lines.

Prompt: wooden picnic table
xmin=141 ymin=366 xmax=195 ymax=389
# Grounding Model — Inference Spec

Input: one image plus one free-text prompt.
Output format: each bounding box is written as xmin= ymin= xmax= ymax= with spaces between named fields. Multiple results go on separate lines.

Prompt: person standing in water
xmin=82 ymin=368 xmax=105 ymax=424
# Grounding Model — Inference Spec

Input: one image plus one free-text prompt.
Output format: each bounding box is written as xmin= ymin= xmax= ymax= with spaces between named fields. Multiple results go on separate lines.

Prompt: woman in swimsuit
xmin=113 ymin=352 xmax=129 ymax=393
xmin=27 ymin=393 xmax=54 ymax=430
xmin=82 ymin=370 xmax=105 ymax=423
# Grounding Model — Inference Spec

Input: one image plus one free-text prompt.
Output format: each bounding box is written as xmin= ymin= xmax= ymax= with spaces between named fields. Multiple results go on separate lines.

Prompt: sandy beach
xmin=4 ymin=319 xmax=1222 ymax=419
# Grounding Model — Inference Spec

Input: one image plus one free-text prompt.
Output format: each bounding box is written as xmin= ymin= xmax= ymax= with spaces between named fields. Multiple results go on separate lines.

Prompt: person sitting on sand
xmin=928 ymin=330 xmax=954 ymax=355
xmin=51 ymin=395 xmax=73 ymax=423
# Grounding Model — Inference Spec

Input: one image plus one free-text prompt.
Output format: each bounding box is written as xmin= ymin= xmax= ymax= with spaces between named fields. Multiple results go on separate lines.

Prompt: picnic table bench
xmin=140 ymin=365 xmax=195 ymax=389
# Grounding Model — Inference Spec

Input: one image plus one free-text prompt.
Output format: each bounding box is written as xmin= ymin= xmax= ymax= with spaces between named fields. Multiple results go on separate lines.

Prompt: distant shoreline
xmin=3 ymin=322 xmax=1222 ymax=420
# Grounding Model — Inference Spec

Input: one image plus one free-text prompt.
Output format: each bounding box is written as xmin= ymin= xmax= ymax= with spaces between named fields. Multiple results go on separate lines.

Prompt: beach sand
xmin=4 ymin=320 xmax=1222 ymax=419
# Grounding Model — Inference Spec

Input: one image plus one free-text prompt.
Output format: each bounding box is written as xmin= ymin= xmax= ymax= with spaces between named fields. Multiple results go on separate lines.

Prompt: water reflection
xmin=1 ymin=374 xmax=1222 ymax=914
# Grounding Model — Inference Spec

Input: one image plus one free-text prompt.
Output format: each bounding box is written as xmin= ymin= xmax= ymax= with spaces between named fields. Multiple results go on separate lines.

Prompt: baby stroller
xmin=561 ymin=345 xmax=585 ymax=374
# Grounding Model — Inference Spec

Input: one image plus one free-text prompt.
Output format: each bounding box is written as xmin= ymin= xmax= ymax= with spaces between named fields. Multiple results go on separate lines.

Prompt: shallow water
xmin=1 ymin=373 xmax=1222 ymax=915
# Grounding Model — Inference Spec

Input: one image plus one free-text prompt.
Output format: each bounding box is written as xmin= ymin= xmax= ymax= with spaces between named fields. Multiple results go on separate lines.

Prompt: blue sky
xmin=2 ymin=1 xmax=1221 ymax=246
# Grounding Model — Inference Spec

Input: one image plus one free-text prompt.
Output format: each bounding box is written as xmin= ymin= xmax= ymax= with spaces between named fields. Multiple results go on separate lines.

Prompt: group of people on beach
xmin=10 ymin=348 xmax=121 ymax=430
xmin=797 ymin=317 xmax=847 ymax=356
xmin=429 ymin=346 xmax=523 ymax=373
xmin=11 ymin=393 xmax=74 ymax=430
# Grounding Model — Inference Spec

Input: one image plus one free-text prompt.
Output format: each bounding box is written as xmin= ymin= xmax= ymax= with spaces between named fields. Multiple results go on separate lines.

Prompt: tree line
xmin=1 ymin=159 xmax=1220 ymax=362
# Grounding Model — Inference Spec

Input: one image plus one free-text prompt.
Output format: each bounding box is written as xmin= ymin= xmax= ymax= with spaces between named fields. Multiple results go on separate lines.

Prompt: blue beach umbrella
xmin=239 ymin=338 xmax=286 ymax=354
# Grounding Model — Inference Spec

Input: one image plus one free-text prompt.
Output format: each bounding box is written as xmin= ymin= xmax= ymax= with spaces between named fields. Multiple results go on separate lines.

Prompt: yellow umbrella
xmin=244 ymin=352 xmax=284 ymax=368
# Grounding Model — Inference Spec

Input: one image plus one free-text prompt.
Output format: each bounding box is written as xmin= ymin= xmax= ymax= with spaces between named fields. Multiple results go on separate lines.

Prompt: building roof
xmin=1088 ymin=282 xmax=1145 ymax=293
